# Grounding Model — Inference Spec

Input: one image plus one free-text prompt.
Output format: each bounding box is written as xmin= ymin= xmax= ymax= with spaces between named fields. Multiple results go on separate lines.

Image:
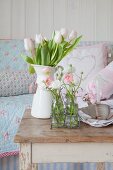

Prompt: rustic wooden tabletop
xmin=14 ymin=109 xmax=113 ymax=143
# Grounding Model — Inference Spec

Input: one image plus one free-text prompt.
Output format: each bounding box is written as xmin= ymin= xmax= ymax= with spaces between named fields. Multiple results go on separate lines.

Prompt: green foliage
xmin=22 ymin=32 xmax=82 ymax=74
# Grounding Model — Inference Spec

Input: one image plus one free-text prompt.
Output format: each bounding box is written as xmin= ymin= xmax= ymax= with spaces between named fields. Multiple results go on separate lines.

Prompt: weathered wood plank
xmin=20 ymin=143 xmax=37 ymax=170
xmin=14 ymin=109 xmax=113 ymax=143
xmin=32 ymin=143 xmax=113 ymax=163
xmin=97 ymin=163 xmax=105 ymax=170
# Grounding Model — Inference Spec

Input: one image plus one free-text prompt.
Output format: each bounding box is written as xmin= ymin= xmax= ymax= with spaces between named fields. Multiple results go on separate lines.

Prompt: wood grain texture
xmin=14 ymin=109 xmax=113 ymax=143
xmin=20 ymin=143 xmax=37 ymax=170
xmin=97 ymin=163 xmax=105 ymax=170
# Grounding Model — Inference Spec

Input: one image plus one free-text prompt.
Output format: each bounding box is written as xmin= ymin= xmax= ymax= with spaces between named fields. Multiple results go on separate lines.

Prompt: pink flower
xmin=45 ymin=77 xmax=53 ymax=87
xmin=64 ymin=73 xmax=74 ymax=84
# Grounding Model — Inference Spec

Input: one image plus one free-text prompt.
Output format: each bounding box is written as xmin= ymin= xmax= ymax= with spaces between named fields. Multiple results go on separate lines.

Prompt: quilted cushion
xmin=0 ymin=94 xmax=33 ymax=155
xmin=0 ymin=40 xmax=27 ymax=71
xmin=87 ymin=61 xmax=113 ymax=100
xmin=0 ymin=70 xmax=36 ymax=97
xmin=59 ymin=43 xmax=108 ymax=89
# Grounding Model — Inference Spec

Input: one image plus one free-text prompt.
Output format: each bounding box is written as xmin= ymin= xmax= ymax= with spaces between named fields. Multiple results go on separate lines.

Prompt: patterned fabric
xmin=59 ymin=43 xmax=108 ymax=89
xmin=0 ymin=94 xmax=33 ymax=155
xmin=0 ymin=40 xmax=27 ymax=71
xmin=87 ymin=61 xmax=113 ymax=100
xmin=0 ymin=70 xmax=36 ymax=97
xmin=0 ymin=155 xmax=19 ymax=170
xmin=79 ymin=41 xmax=113 ymax=64
xmin=1 ymin=155 xmax=113 ymax=170
xmin=0 ymin=40 xmax=36 ymax=96
xmin=0 ymin=151 xmax=18 ymax=158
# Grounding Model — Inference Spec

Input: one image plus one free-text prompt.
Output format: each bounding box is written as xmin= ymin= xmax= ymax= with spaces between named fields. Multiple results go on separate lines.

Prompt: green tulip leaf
xmin=36 ymin=46 xmax=41 ymax=65
xmin=41 ymin=44 xmax=49 ymax=65
xmin=63 ymin=35 xmax=82 ymax=57
xmin=29 ymin=65 xmax=35 ymax=74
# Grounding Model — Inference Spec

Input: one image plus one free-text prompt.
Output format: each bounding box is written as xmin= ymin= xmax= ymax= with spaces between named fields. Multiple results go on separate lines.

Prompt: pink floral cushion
xmin=87 ymin=61 xmax=113 ymax=99
xmin=0 ymin=70 xmax=36 ymax=97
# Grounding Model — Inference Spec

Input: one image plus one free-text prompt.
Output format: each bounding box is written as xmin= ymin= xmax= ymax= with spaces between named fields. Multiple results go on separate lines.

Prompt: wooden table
xmin=14 ymin=109 xmax=113 ymax=170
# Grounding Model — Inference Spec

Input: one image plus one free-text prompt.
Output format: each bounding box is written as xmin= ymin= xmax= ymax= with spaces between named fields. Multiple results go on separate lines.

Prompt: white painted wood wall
xmin=0 ymin=0 xmax=113 ymax=41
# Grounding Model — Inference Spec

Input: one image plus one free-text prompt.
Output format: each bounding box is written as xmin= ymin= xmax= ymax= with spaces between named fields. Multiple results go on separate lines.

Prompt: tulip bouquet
xmin=41 ymin=64 xmax=83 ymax=128
xmin=23 ymin=28 xmax=82 ymax=74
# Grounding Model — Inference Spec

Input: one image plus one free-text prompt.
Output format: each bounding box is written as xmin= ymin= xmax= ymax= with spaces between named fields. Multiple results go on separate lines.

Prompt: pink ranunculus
xmin=45 ymin=77 xmax=53 ymax=87
xmin=64 ymin=73 xmax=74 ymax=84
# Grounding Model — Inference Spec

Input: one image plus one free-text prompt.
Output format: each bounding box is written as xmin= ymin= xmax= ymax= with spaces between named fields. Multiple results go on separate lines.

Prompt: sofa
xmin=0 ymin=39 xmax=113 ymax=170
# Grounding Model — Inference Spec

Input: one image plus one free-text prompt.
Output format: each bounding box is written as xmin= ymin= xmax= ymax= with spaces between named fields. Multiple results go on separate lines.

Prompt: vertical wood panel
xmin=110 ymin=0 xmax=113 ymax=40
xmin=26 ymin=0 xmax=40 ymax=38
xmin=79 ymin=0 xmax=96 ymax=41
xmin=0 ymin=0 xmax=113 ymax=40
xmin=0 ymin=0 xmax=11 ymax=39
xmin=11 ymin=0 xmax=25 ymax=39
xmin=96 ymin=0 xmax=111 ymax=41
xmin=54 ymin=0 xmax=67 ymax=30
xmin=66 ymin=0 xmax=80 ymax=33
xmin=40 ymin=0 xmax=54 ymax=38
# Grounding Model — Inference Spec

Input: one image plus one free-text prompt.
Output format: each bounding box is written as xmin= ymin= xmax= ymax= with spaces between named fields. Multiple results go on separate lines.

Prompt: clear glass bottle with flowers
xmin=63 ymin=65 xmax=83 ymax=128
xmin=45 ymin=65 xmax=83 ymax=128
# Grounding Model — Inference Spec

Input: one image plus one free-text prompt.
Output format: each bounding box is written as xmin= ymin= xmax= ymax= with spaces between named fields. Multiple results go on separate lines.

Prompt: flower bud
xmin=54 ymin=31 xmax=62 ymax=44
xmin=69 ymin=30 xmax=77 ymax=41
xmin=64 ymin=64 xmax=75 ymax=73
xmin=44 ymin=37 xmax=48 ymax=41
xmin=60 ymin=28 xmax=68 ymax=38
xmin=24 ymin=38 xmax=35 ymax=51
xmin=35 ymin=34 xmax=44 ymax=44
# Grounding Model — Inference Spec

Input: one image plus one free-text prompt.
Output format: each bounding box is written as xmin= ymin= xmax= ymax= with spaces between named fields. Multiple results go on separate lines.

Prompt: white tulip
xmin=50 ymin=80 xmax=61 ymax=89
xmin=54 ymin=31 xmax=62 ymax=44
xmin=44 ymin=37 xmax=48 ymax=41
xmin=24 ymin=38 xmax=35 ymax=51
xmin=60 ymin=28 xmax=68 ymax=38
xmin=35 ymin=34 xmax=44 ymax=44
xmin=69 ymin=30 xmax=77 ymax=41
